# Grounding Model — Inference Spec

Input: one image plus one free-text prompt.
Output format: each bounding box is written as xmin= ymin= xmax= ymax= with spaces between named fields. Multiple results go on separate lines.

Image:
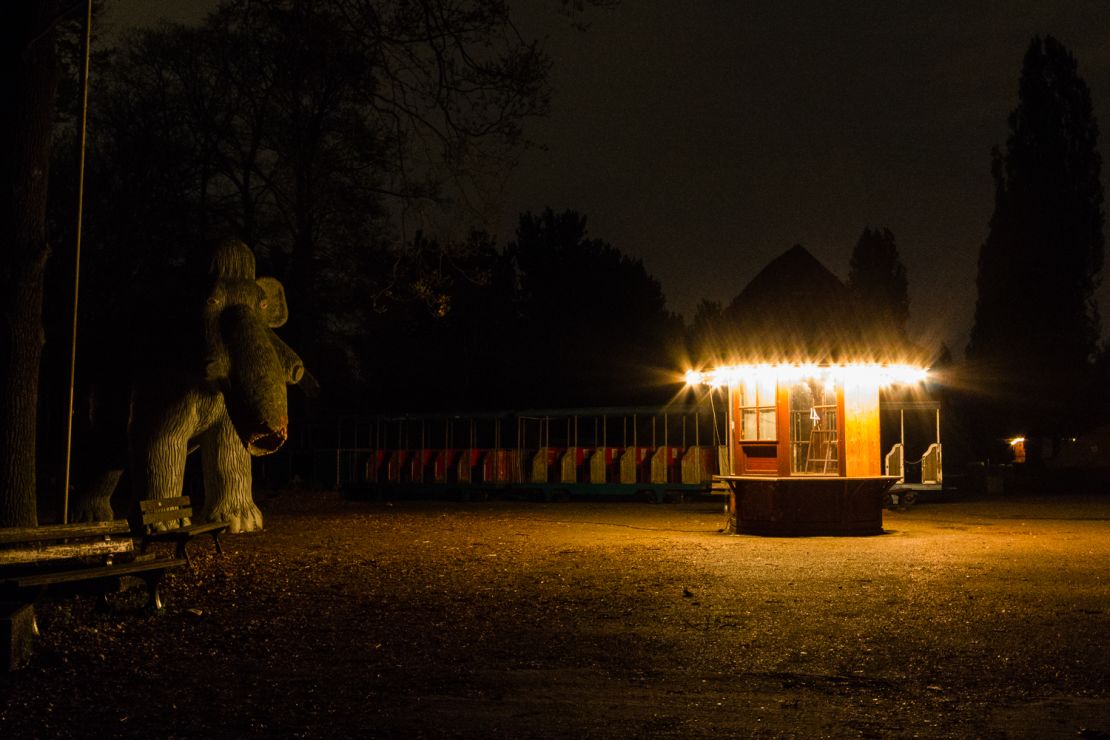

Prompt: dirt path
xmin=3 ymin=492 xmax=1109 ymax=738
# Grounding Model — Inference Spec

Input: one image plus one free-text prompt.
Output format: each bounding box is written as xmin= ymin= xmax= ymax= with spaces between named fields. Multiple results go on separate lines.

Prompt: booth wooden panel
xmin=843 ymin=378 xmax=881 ymax=477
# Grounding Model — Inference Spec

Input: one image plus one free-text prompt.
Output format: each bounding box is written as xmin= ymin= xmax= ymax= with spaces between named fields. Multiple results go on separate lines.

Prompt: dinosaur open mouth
xmin=245 ymin=425 xmax=288 ymax=455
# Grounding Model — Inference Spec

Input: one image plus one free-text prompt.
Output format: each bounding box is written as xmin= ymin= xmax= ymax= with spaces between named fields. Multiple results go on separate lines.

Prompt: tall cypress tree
xmin=847 ymin=226 xmax=910 ymax=343
xmin=967 ymin=35 xmax=1104 ymax=439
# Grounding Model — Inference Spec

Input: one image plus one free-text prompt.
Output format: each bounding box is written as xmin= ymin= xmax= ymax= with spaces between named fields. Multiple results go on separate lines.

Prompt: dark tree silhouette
xmin=356 ymin=230 xmax=519 ymax=411
xmin=68 ymin=0 xmax=553 ymax=405
xmin=966 ymin=35 xmax=1104 ymax=442
xmin=687 ymin=299 xmax=727 ymax=364
xmin=509 ymin=209 xmax=681 ymax=406
xmin=847 ymin=226 xmax=909 ymax=342
xmin=1 ymin=1 xmax=64 ymax=527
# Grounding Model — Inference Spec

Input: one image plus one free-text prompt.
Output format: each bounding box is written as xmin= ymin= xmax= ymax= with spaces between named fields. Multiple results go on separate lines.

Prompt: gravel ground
xmin=2 ymin=490 xmax=1109 ymax=739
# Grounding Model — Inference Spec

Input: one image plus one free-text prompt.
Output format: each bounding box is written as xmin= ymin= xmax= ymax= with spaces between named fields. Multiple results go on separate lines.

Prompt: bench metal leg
xmin=212 ymin=532 xmax=224 ymax=556
xmin=174 ymin=541 xmax=192 ymax=568
xmin=94 ymin=578 xmax=123 ymax=613
xmin=141 ymin=572 xmax=166 ymax=612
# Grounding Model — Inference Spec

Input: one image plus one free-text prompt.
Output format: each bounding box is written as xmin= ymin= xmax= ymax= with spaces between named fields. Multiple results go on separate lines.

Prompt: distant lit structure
xmin=684 ymin=362 xmax=927 ymax=478
xmin=685 ymin=360 xmax=930 ymax=535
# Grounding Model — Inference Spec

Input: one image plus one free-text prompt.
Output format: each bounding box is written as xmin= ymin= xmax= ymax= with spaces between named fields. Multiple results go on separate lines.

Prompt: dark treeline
xmin=48 ymin=10 xmax=1102 ymax=434
xmin=40 ymin=0 xmax=677 ymax=434
xmin=352 ymin=209 xmax=684 ymax=411
xmin=5 ymin=0 xmax=1106 ymax=527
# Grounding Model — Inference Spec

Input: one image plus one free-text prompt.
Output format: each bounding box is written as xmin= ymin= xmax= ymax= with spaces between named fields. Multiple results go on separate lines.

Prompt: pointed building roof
xmin=726 ymin=244 xmax=847 ymax=318
xmin=716 ymin=244 xmax=914 ymax=364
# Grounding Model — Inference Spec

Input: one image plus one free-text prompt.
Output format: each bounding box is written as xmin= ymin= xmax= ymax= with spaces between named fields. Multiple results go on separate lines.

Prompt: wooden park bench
xmin=1 ymin=520 xmax=187 ymax=670
xmin=140 ymin=496 xmax=229 ymax=566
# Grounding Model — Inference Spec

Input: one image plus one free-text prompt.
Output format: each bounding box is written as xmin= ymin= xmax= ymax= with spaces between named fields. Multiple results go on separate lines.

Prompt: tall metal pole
xmin=62 ymin=0 xmax=94 ymax=524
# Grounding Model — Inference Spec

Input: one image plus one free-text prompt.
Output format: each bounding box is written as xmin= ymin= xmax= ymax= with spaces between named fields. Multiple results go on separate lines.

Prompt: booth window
xmin=739 ymin=376 xmax=777 ymax=440
xmin=789 ymin=378 xmax=838 ymax=474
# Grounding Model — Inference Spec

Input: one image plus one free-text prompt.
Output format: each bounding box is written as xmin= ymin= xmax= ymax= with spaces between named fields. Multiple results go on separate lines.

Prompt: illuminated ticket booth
xmin=685 ymin=362 xmax=928 ymax=535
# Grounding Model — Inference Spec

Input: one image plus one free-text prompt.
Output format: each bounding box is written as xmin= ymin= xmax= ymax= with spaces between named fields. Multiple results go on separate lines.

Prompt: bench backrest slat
xmin=139 ymin=497 xmax=189 ymax=512
xmin=0 ymin=520 xmax=130 ymax=545
xmin=140 ymin=497 xmax=194 ymax=529
xmin=0 ymin=537 xmax=134 ymax=566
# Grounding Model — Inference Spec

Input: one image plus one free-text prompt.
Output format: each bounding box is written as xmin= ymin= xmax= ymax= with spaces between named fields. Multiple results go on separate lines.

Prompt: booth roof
xmin=711 ymin=244 xmax=923 ymax=366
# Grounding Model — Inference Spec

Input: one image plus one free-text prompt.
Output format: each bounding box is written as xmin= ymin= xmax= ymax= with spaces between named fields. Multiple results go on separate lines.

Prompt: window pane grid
xmin=788 ymin=379 xmax=838 ymax=474
xmin=738 ymin=382 xmax=777 ymax=441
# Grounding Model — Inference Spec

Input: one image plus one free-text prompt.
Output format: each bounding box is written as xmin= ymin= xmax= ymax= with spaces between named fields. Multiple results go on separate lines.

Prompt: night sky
xmin=107 ymin=1 xmax=1110 ymax=358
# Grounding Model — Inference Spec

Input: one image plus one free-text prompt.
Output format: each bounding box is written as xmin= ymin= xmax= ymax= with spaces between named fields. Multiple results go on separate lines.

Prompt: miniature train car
xmin=335 ymin=405 xmax=728 ymax=502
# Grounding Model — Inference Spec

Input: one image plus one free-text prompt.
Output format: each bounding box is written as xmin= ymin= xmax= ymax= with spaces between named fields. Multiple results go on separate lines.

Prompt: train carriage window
xmin=739 ymin=376 xmax=776 ymax=440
